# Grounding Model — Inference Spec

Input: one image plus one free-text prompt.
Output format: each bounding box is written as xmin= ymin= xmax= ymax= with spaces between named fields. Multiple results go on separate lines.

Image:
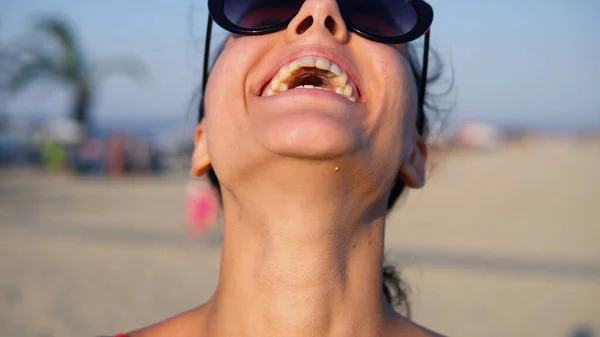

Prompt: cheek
xmin=204 ymin=38 xmax=259 ymax=126
xmin=359 ymin=43 xmax=415 ymax=112
xmin=202 ymin=37 xmax=276 ymax=180
xmin=205 ymin=49 xmax=244 ymax=111
xmin=204 ymin=61 xmax=239 ymax=142
xmin=378 ymin=51 xmax=413 ymax=95
xmin=369 ymin=49 xmax=415 ymax=124
xmin=364 ymin=47 xmax=418 ymax=170
xmin=202 ymin=46 xmax=249 ymax=171
xmin=204 ymin=36 xmax=274 ymax=123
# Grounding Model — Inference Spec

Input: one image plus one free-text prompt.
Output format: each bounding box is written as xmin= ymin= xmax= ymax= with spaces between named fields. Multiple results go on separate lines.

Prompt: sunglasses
xmin=200 ymin=0 xmax=433 ymax=122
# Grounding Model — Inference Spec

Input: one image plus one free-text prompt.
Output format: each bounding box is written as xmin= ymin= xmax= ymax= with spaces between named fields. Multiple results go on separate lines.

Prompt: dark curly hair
xmin=195 ymin=37 xmax=449 ymax=318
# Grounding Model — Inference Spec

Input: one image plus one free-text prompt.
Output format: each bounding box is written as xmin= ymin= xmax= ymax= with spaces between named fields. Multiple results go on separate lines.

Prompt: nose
xmin=285 ymin=0 xmax=348 ymax=43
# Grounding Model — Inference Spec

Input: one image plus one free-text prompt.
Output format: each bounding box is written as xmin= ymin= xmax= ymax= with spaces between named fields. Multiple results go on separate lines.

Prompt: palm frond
xmin=34 ymin=17 xmax=84 ymax=81
xmin=0 ymin=49 xmax=19 ymax=88
xmin=91 ymin=56 xmax=150 ymax=84
xmin=7 ymin=53 xmax=63 ymax=92
xmin=35 ymin=17 xmax=77 ymax=57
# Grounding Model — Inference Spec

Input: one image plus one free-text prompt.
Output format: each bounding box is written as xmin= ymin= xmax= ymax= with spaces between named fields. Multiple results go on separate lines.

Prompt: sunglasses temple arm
xmin=200 ymin=15 xmax=214 ymax=123
xmin=417 ymin=30 xmax=430 ymax=111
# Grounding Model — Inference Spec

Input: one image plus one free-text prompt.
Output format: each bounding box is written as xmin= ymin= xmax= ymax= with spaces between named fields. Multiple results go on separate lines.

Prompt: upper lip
xmin=255 ymin=46 xmax=363 ymax=100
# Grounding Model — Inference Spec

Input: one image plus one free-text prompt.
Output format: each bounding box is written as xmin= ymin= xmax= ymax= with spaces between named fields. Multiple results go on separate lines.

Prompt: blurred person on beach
xmin=106 ymin=134 xmax=127 ymax=175
xmin=186 ymin=177 xmax=220 ymax=237
xmin=108 ymin=0 xmax=450 ymax=336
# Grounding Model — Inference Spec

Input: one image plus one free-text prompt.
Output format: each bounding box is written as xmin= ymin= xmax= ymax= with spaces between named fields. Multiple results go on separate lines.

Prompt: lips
xmin=255 ymin=47 xmax=363 ymax=103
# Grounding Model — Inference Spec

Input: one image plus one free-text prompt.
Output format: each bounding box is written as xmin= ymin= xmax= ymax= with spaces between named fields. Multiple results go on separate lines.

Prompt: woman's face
xmin=195 ymin=0 xmax=426 ymax=194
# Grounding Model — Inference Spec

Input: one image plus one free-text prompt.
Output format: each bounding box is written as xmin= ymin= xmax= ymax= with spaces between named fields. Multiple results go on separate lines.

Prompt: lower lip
xmin=261 ymin=88 xmax=359 ymax=104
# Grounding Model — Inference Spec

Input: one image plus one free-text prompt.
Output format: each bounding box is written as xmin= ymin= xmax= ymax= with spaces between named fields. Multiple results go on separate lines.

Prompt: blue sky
xmin=1 ymin=0 xmax=599 ymax=130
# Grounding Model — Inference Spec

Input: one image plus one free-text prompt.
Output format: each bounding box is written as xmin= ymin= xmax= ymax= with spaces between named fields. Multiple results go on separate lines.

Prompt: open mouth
xmin=261 ymin=56 xmax=359 ymax=102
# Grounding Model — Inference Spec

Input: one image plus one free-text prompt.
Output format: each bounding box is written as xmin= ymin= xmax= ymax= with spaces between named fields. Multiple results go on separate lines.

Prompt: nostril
xmin=296 ymin=16 xmax=314 ymax=34
xmin=325 ymin=16 xmax=337 ymax=35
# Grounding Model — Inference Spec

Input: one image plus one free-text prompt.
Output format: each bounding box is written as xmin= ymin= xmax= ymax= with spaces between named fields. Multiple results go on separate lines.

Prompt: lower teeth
xmin=295 ymin=85 xmax=328 ymax=90
xmin=266 ymin=84 xmax=356 ymax=102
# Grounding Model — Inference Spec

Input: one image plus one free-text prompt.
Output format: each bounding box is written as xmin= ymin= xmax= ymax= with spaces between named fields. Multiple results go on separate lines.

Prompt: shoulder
xmin=387 ymin=314 xmax=446 ymax=337
xmin=404 ymin=322 xmax=446 ymax=337
xmin=127 ymin=305 xmax=210 ymax=337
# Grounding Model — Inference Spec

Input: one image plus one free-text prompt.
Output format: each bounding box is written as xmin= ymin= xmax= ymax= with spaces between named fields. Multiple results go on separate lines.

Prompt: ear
xmin=398 ymin=131 xmax=428 ymax=189
xmin=190 ymin=123 xmax=212 ymax=178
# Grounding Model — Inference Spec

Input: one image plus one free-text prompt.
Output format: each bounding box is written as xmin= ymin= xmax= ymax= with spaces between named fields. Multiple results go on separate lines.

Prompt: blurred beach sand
xmin=1 ymin=139 xmax=599 ymax=337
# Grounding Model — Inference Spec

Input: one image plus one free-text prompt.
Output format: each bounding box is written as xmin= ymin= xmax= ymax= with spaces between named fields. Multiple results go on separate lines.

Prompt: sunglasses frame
xmin=208 ymin=0 xmax=433 ymax=44
xmin=200 ymin=0 xmax=433 ymax=124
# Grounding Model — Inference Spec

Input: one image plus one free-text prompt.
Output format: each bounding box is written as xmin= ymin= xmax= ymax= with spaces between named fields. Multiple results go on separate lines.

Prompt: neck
xmin=206 ymin=162 xmax=392 ymax=337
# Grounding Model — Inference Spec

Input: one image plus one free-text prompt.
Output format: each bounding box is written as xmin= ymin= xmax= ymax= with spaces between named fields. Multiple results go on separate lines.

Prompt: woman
xmin=113 ymin=0 xmax=446 ymax=335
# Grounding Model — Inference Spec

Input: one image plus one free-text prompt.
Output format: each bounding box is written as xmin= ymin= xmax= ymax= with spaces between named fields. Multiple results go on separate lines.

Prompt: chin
xmin=253 ymin=111 xmax=362 ymax=160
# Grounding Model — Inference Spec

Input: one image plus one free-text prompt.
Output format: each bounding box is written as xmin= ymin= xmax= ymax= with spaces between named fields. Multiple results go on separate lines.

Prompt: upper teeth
xmin=265 ymin=56 xmax=357 ymax=102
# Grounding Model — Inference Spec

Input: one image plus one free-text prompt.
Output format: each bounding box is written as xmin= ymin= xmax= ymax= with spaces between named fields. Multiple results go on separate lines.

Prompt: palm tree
xmin=1 ymin=24 xmax=17 ymax=99
xmin=6 ymin=17 xmax=148 ymax=138
xmin=0 ymin=24 xmax=20 ymax=126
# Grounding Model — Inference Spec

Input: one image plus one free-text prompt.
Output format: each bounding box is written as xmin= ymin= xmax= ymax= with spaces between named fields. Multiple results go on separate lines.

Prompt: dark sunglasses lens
xmin=343 ymin=0 xmax=417 ymax=37
xmin=224 ymin=0 xmax=304 ymax=29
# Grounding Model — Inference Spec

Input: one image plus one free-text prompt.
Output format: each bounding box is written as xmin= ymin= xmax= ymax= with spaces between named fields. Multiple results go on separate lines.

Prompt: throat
xmin=210 ymin=203 xmax=389 ymax=337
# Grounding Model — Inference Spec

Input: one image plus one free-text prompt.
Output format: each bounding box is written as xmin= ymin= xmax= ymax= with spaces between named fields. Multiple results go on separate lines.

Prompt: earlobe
xmin=190 ymin=124 xmax=212 ymax=178
xmin=398 ymin=134 xmax=428 ymax=189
